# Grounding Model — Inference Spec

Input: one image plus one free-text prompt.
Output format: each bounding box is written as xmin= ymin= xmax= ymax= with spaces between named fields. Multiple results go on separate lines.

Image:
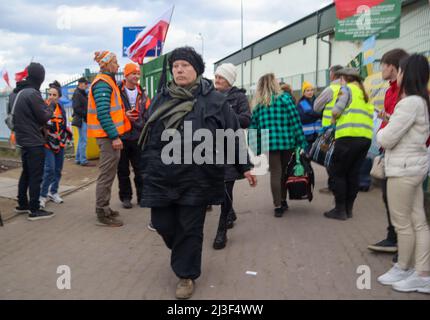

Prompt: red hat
xmin=124 ymin=63 xmax=140 ymax=77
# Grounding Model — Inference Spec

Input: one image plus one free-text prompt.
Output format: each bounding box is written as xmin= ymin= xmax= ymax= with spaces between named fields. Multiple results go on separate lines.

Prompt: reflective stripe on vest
xmin=322 ymin=83 xmax=341 ymax=127
xmin=299 ymin=99 xmax=321 ymax=136
xmin=335 ymin=83 xmax=374 ymax=140
xmin=87 ymin=73 xmax=131 ymax=138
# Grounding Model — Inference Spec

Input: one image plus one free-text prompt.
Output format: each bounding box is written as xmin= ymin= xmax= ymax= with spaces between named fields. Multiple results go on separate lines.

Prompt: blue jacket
xmin=297 ymin=97 xmax=322 ymax=137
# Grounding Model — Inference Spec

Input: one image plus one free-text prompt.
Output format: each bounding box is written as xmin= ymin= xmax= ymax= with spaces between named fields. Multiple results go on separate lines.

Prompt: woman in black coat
xmin=213 ymin=63 xmax=252 ymax=250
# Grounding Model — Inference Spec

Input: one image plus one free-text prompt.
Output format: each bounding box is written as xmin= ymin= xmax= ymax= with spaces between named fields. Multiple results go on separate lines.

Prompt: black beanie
xmin=168 ymin=46 xmax=205 ymax=76
xmin=27 ymin=62 xmax=45 ymax=87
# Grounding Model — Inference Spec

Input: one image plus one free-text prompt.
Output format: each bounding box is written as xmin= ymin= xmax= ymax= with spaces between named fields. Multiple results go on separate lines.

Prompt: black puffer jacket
xmin=8 ymin=80 xmax=52 ymax=147
xmin=71 ymin=88 xmax=88 ymax=127
xmin=140 ymin=78 xmax=253 ymax=207
xmin=223 ymin=86 xmax=251 ymax=181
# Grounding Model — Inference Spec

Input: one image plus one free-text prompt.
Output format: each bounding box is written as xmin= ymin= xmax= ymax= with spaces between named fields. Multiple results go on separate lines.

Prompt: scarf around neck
xmin=138 ymin=76 xmax=201 ymax=148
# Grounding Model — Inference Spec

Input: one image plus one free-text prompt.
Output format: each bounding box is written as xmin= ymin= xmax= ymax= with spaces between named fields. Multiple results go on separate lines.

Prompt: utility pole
xmin=241 ymin=0 xmax=244 ymax=89
xmin=198 ymin=33 xmax=204 ymax=60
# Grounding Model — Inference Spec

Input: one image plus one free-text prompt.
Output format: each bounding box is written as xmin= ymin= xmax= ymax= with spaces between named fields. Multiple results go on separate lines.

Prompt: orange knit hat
xmin=124 ymin=63 xmax=140 ymax=77
xmin=94 ymin=51 xmax=116 ymax=69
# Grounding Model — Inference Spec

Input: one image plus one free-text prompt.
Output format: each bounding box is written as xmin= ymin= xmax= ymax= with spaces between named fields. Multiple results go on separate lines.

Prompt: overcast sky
xmin=0 ymin=0 xmax=332 ymax=89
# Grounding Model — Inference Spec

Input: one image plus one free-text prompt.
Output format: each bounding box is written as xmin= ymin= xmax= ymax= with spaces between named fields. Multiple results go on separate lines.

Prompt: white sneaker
xmin=392 ymin=272 xmax=430 ymax=293
xmin=39 ymin=196 xmax=48 ymax=209
xmin=377 ymin=264 xmax=415 ymax=285
xmin=48 ymin=193 xmax=63 ymax=204
xmin=147 ymin=222 xmax=156 ymax=232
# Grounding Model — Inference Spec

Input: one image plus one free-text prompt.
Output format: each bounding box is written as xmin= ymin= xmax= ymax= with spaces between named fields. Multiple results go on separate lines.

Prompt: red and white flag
xmin=335 ymin=0 xmax=385 ymax=20
xmin=15 ymin=68 xmax=28 ymax=82
xmin=1 ymin=68 xmax=11 ymax=87
xmin=127 ymin=7 xmax=174 ymax=64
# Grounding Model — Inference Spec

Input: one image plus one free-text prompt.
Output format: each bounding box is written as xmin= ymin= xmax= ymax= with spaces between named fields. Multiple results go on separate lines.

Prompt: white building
xmin=214 ymin=0 xmax=430 ymax=96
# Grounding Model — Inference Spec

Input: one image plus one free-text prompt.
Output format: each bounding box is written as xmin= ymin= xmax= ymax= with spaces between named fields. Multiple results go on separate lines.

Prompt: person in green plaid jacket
xmin=249 ymin=73 xmax=307 ymax=218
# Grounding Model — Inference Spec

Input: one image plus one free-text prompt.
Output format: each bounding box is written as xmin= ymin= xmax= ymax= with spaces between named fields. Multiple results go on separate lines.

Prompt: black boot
xmin=213 ymin=224 xmax=227 ymax=250
xmin=346 ymin=200 xmax=354 ymax=219
xmin=226 ymin=209 xmax=236 ymax=229
xmin=324 ymin=202 xmax=347 ymax=221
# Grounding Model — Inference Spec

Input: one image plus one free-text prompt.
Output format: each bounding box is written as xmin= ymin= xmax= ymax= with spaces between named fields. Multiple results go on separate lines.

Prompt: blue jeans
xmin=41 ymin=148 xmax=65 ymax=197
xmin=75 ymin=121 xmax=88 ymax=164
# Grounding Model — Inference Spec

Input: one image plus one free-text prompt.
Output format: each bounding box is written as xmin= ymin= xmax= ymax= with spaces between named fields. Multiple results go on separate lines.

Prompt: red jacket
xmin=380 ymin=80 xmax=399 ymax=130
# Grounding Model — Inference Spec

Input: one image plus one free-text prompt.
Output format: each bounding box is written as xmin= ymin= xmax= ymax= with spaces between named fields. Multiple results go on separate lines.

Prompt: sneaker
xmin=39 ymin=196 xmax=48 ymax=208
xmin=281 ymin=201 xmax=289 ymax=211
xmin=96 ymin=208 xmax=123 ymax=227
xmin=175 ymin=279 xmax=194 ymax=299
xmin=367 ymin=239 xmax=398 ymax=253
xmin=48 ymin=193 xmax=63 ymax=204
xmin=377 ymin=264 xmax=414 ymax=286
xmin=14 ymin=206 xmax=31 ymax=214
xmin=27 ymin=209 xmax=55 ymax=221
xmin=80 ymin=162 xmax=96 ymax=167
xmin=108 ymin=208 xmax=120 ymax=218
xmin=324 ymin=208 xmax=347 ymax=221
xmin=274 ymin=207 xmax=284 ymax=217
xmin=147 ymin=222 xmax=156 ymax=232
xmin=392 ymin=272 xmax=430 ymax=293
xmin=122 ymin=199 xmax=132 ymax=209
xmin=96 ymin=216 xmax=123 ymax=227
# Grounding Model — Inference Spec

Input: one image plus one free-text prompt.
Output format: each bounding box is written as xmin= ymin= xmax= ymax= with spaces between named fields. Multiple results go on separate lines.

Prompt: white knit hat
xmin=215 ymin=63 xmax=237 ymax=86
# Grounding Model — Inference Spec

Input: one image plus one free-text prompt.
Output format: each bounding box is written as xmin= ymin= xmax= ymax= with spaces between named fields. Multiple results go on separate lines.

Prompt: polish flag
xmin=127 ymin=7 xmax=174 ymax=64
xmin=15 ymin=68 xmax=28 ymax=82
xmin=1 ymin=68 xmax=11 ymax=87
xmin=335 ymin=0 xmax=385 ymax=20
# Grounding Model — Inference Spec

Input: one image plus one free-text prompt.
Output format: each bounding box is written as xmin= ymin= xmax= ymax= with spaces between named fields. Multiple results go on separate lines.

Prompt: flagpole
xmin=241 ymin=0 xmax=244 ymax=89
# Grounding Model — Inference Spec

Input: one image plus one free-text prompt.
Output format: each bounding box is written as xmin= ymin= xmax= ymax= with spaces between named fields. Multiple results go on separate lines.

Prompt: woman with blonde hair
xmin=249 ymin=73 xmax=307 ymax=217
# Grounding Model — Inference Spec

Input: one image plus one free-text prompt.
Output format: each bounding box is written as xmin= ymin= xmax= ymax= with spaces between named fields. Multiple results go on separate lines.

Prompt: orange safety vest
xmin=145 ymin=96 xmax=151 ymax=110
xmin=87 ymin=73 xmax=131 ymax=138
xmin=44 ymin=102 xmax=67 ymax=150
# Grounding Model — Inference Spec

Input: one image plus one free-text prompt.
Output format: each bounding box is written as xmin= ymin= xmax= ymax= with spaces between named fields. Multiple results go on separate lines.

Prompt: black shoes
xmin=14 ymin=206 xmax=31 ymax=214
xmin=213 ymin=228 xmax=227 ymax=250
xmin=324 ymin=207 xmax=347 ymax=221
xmin=346 ymin=202 xmax=353 ymax=219
xmin=274 ymin=201 xmax=288 ymax=217
xmin=368 ymin=239 xmax=398 ymax=253
xmin=27 ymin=209 xmax=55 ymax=221
xmin=122 ymin=199 xmax=132 ymax=209
xmin=274 ymin=207 xmax=284 ymax=217
xmin=226 ymin=210 xmax=237 ymax=229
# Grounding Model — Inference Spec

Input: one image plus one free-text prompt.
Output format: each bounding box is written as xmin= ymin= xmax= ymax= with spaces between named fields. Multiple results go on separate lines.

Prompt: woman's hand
xmin=244 ymin=171 xmax=257 ymax=187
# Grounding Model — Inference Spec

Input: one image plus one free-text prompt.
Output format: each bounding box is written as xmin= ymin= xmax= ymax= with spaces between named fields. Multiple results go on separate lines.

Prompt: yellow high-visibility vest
xmin=321 ymin=83 xmax=341 ymax=128
xmin=335 ymin=83 xmax=374 ymax=140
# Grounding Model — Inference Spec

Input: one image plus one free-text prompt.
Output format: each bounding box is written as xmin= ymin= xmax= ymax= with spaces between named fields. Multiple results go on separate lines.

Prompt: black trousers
xmin=215 ymin=181 xmax=236 ymax=233
xmin=152 ymin=204 xmax=207 ymax=280
xmin=382 ymin=178 xmax=398 ymax=243
xmin=330 ymin=137 xmax=371 ymax=205
xmin=18 ymin=146 xmax=45 ymax=212
xmin=117 ymin=140 xmax=143 ymax=202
